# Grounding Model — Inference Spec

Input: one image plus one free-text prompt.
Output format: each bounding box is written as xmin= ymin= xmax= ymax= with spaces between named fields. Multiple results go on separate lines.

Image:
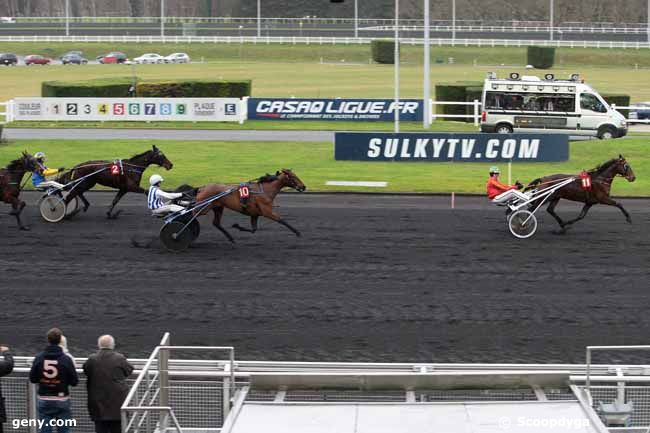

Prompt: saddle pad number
xmin=579 ymin=172 xmax=592 ymax=190
xmin=110 ymin=164 xmax=120 ymax=176
xmin=239 ymin=186 xmax=250 ymax=199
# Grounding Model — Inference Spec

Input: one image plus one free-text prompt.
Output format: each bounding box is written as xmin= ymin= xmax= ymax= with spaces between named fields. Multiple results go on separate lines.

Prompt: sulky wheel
xmin=65 ymin=196 xmax=80 ymax=218
xmin=508 ymin=210 xmax=538 ymax=239
xmin=160 ymin=221 xmax=194 ymax=252
xmin=39 ymin=195 xmax=66 ymax=223
xmin=176 ymin=214 xmax=201 ymax=242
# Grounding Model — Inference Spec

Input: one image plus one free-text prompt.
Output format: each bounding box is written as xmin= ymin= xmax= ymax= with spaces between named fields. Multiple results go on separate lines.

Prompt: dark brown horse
xmin=0 ymin=152 xmax=42 ymax=230
xmin=194 ymin=169 xmax=306 ymax=243
xmin=57 ymin=145 xmax=173 ymax=219
xmin=525 ymin=155 xmax=636 ymax=233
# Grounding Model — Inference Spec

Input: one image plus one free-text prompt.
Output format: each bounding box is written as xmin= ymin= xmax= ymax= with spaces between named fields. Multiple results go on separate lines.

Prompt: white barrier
xmin=431 ymin=99 xmax=482 ymax=126
xmin=611 ymin=104 xmax=650 ymax=124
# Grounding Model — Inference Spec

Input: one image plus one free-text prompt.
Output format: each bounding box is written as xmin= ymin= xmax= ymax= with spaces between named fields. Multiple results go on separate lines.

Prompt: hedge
xmin=527 ymin=46 xmax=555 ymax=69
xmin=435 ymin=81 xmax=482 ymax=122
xmin=136 ymin=80 xmax=251 ymax=98
xmin=371 ymin=39 xmax=397 ymax=64
xmin=601 ymin=93 xmax=631 ymax=118
xmin=42 ymin=77 xmax=252 ymax=98
xmin=42 ymin=77 xmax=134 ymax=97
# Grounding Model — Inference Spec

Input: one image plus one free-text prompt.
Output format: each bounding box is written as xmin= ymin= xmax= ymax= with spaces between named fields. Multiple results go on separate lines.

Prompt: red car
xmin=24 ymin=55 xmax=51 ymax=65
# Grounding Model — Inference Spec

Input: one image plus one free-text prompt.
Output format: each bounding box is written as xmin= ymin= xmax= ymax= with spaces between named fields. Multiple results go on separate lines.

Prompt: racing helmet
xmin=34 ymin=152 xmax=46 ymax=161
xmin=489 ymin=166 xmax=500 ymax=175
xmin=149 ymin=174 xmax=164 ymax=186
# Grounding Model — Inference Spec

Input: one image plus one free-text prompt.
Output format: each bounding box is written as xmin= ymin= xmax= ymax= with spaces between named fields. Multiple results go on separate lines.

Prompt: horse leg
xmin=106 ymin=190 xmax=127 ymax=219
xmin=79 ymin=193 xmax=90 ymax=212
xmin=546 ymin=197 xmax=567 ymax=234
xmin=212 ymin=206 xmax=235 ymax=243
xmin=562 ymin=203 xmax=593 ymax=228
xmin=232 ymin=216 xmax=258 ymax=233
xmin=266 ymin=212 xmax=301 ymax=237
xmin=603 ymin=198 xmax=632 ymax=224
xmin=64 ymin=189 xmax=88 ymax=217
xmin=10 ymin=199 xmax=28 ymax=231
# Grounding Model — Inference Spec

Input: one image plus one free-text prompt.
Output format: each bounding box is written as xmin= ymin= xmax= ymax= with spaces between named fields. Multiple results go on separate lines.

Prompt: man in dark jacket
xmin=83 ymin=335 xmax=134 ymax=433
xmin=29 ymin=329 xmax=79 ymax=433
xmin=0 ymin=345 xmax=14 ymax=433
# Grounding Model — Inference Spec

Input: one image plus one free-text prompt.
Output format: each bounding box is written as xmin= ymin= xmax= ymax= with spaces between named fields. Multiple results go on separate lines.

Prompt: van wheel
xmin=496 ymin=124 xmax=513 ymax=134
xmin=597 ymin=125 xmax=617 ymax=140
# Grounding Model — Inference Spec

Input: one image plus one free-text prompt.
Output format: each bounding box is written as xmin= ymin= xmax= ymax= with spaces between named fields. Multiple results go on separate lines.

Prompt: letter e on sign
xmin=225 ymin=104 xmax=237 ymax=115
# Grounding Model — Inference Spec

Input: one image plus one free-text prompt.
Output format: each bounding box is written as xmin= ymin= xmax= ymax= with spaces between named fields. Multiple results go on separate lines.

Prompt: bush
xmin=371 ymin=39 xmax=397 ymax=64
xmin=42 ymin=77 xmax=134 ymax=97
xmin=136 ymin=80 xmax=252 ymax=98
xmin=435 ymin=81 xmax=482 ymax=122
xmin=42 ymin=78 xmax=252 ymax=98
xmin=601 ymin=93 xmax=631 ymax=118
xmin=527 ymin=46 xmax=555 ymax=69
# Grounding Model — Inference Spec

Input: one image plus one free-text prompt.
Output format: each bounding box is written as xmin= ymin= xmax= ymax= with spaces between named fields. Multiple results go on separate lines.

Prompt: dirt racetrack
xmin=1 ymin=192 xmax=649 ymax=364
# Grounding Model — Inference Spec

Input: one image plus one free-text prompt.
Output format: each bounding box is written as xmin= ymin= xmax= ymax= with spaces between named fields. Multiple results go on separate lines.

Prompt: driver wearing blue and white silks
xmin=147 ymin=174 xmax=184 ymax=216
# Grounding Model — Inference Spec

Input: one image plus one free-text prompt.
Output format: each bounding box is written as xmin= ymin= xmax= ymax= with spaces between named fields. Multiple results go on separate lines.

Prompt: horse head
xmin=276 ymin=169 xmax=306 ymax=192
xmin=616 ymin=154 xmax=636 ymax=182
xmin=148 ymin=145 xmax=173 ymax=170
xmin=22 ymin=151 xmax=43 ymax=174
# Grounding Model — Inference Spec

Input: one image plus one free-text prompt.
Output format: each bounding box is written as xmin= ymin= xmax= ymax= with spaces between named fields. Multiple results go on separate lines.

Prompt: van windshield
xmin=485 ymin=92 xmax=576 ymax=113
xmin=580 ymin=93 xmax=607 ymax=113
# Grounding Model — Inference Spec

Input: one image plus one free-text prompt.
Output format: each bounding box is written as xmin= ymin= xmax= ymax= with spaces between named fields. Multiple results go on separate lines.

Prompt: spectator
xmin=29 ymin=329 xmax=79 ymax=433
xmin=0 ymin=345 xmax=14 ymax=433
xmin=83 ymin=335 xmax=134 ymax=433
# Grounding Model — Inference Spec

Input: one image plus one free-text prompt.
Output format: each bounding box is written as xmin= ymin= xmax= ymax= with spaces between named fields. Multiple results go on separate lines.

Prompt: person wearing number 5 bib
xmin=29 ymin=328 xmax=79 ymax=433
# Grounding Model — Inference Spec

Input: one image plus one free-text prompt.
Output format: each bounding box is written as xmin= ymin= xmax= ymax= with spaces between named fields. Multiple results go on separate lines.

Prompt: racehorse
xmin=0 ymin=152 xmax=42 ymax=230
xmin=525 ymin=155 xmax=636 ymax=233
xmin=57 ymin=145 xmax=173 ymax=219
xmin=192 ymin=169 xmax=306 ymax=243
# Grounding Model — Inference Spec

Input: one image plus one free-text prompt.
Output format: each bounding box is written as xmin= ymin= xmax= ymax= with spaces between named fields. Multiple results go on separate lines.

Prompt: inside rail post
xmin=27 ymin=383 xmax=38 ymax=433
xmin=158 ymin=342 xmax=170 ymax=432
xmin=473 ymin=99 xmax=479 ymax=126
xmin=423 ymin=0 xmax=431 ymax=129
xmin=223 ymin=361 xmax=232 ymax=419
xmin=585 ymin=347 xmax=592 ymax=405
xmin=507 ymin=160 xmax=512 ymax=185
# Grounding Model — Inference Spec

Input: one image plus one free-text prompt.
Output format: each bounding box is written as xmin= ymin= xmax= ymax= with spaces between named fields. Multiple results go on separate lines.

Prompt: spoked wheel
xmin=39 ymin=195 xmax=66 ymax=223
xmin=508 ymin=210 xmax=538 ymax=239
xmin=160 ymin=221 xmax=194 ymax=252
xmin=175 ymin=214 xmax=201 ymax=242
xmin=65 ymin=196 xmax=80 ymax=218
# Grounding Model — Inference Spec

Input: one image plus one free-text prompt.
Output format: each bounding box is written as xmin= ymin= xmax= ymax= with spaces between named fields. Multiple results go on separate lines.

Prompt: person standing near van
xmin=29 ymin=329 xmax=79 ymax=433
xmin=0 ymin=345 xmax=14 ymax=433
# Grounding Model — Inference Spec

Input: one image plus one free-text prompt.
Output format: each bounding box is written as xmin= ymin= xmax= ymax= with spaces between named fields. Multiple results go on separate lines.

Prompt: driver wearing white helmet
xmin=32 ymin=152 xmax=65 ymax=189
xmin=147 ymin=174 xmax=185 ymax=215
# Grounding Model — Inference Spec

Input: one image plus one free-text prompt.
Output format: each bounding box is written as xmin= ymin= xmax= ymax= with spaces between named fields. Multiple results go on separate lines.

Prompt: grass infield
xmin=0 ymin=137 xmax=647 ymax=195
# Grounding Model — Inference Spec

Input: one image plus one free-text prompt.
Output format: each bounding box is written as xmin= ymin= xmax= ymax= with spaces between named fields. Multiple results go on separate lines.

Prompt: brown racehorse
xmin=194 ymin=169 xmax=306 ymax=243
xmin=525 ymin=155 xmax=636 ymax=233
xmin=0 ymin=152 xmax=42 ymax=230
xmin=57 ymin=145 xmax=173 ymax=219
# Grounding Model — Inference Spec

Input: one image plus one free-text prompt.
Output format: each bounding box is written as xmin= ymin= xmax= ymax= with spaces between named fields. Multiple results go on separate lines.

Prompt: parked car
xmin=99 ymin=52 xmax=128 ymax=64
xmin=164 ymin=52 xmax=190 ymax=64
xmin=24 ymin=55 xmax=51 ymax=66
xmin=0 ymin=17 xmax=16 ymax=24
xmin=61 ymin=53 xmax=88 ymax=65
xmin=0 ymin=53 xmax=17 ymax=66
xmin=59 ymin=51 xmax=83 ymax=60
xmin=134 ymin=53 xmax=165 ymax=64
xmin=630 ymin=102 xmax=650 ymax=120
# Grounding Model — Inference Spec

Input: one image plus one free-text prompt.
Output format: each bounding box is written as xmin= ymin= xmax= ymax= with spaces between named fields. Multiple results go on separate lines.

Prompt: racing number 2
xmin=43 ymin=359 xmax=59 ymax=379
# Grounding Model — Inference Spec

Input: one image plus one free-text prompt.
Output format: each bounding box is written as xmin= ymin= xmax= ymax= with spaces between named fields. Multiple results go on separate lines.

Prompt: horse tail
xmin=56 ymin=169 xmax=74 ymax=184
xmin=524 ymin=177 xmax=542 ymax=192
xmin=175 ymin=184 xmax=198 ymax=198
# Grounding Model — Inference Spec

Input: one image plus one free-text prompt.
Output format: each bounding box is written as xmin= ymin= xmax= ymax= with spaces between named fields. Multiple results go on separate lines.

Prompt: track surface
xmin=1 ymin=192 xmax=649 ymax=363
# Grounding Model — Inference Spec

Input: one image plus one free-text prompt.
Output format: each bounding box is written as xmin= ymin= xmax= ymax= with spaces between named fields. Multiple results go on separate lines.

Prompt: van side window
xmin=580 ymin=94 xmax=606 ymax=113
xmin=485 ymin=92 xmax=575 ymax=113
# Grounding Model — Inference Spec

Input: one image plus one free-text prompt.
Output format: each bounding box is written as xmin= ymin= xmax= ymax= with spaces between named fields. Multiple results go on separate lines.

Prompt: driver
xmin=487 ymin=166 xmax=527 ymax=203
xmin=32 ymin=152 xmax=65 ymax=189
xmin=147 ymin=174 xmax=185 ymax=216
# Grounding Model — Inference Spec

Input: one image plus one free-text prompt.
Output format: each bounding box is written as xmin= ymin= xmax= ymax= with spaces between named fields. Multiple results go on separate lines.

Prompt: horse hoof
xmin=19 ymin=226 xmax=30 ymax=231
xmin=627 ymin=218 xmax=632 ymax=224
xmin=295 ymin=232 xmax=302 ymax=237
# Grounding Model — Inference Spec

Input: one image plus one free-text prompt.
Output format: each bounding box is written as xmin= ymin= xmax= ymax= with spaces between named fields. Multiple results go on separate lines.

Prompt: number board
xmin=12 ymin=98 xmax=244 ymax=122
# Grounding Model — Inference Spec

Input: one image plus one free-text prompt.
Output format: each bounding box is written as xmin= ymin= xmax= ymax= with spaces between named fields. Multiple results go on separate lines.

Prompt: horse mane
xmin=259 ymin=173 xmax=278 ymax=183
xmin=127 ymin=148 xmax=153 ymax=162
xmin=589 ymin=158 xmax=618 ymax=174
xmin=4 ymin=158 xmax=23 ymax=171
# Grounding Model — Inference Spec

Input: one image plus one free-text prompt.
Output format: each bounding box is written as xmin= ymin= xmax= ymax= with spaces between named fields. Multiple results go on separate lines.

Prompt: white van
xmin=480 ymin=72 xmax=627 ymax=139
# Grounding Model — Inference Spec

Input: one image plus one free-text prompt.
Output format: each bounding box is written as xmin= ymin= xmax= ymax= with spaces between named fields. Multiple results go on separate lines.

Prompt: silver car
xmin=164 ymin=53 xmax=190 ymax=64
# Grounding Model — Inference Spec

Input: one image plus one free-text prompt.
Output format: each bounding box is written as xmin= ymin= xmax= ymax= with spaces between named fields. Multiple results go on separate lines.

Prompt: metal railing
xmin=0 ymin=101 xmax=13 ymax=124
xmin=121 ymin=333 xmax=237 ymax=433
xmin=0 ymin=35 xmax=648 ymax=48
xmin=611 ymin=105 xmax=650 ymax=124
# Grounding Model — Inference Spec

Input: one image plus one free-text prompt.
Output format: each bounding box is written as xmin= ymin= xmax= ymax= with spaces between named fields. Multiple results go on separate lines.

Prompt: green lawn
xmin=1 ymin=137 xmax=647 ymax=195
xmin=1 ymin=46 xmax=650 ymax=104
